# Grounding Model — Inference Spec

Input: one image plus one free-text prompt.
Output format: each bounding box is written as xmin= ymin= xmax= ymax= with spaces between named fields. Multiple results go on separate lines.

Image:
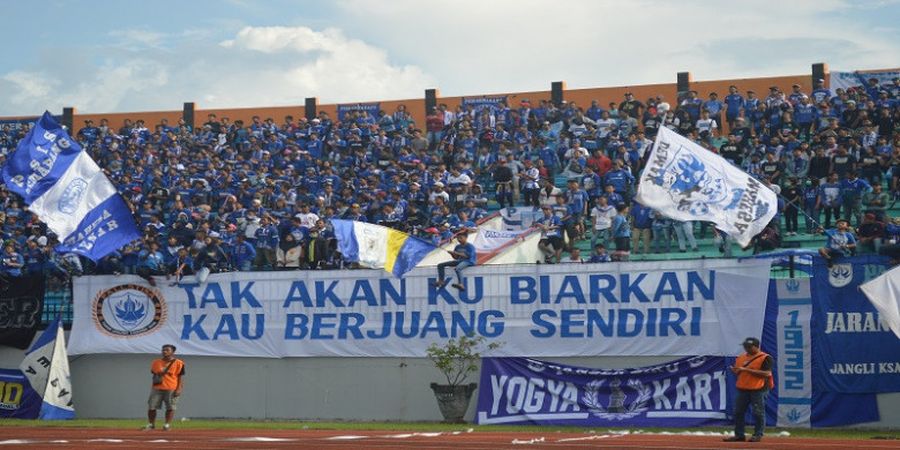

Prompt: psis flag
xmin=19 ymin=316 xmax=74 ymax=419
xmin=636 ymin=127 xmax=777 ymax=247
xmin=1 ymin=111 xmax=140 ymax=261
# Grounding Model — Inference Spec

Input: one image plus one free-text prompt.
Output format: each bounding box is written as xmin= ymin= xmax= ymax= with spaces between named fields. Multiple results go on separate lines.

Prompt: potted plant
xmin=426 ymin=334 xmax=501 ymax=423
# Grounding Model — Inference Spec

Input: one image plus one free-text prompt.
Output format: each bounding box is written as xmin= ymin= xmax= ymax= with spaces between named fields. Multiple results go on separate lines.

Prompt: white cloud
xmin=216 ymin=26 xmax=434 ymax=103
xmin=108 ymin=29 xmax=167 ymax=50
xmin=0 ymin=2 xmax=896 ymax=115
xmin=2 ymin=71 xmax=59 ymax=107
xmin=0 ymin=25 xmax=433 ymax=115
xmin=335 ymin=0 xmax=900 ymax=93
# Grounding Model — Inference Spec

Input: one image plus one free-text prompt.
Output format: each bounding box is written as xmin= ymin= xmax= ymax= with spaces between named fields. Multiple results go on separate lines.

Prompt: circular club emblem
xmin=93 ymin=284 xmax=166 ymax=337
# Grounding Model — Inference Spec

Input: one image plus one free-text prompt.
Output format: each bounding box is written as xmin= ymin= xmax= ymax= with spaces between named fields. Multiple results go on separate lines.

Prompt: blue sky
xmin=1 ymin=0 xmax=898 ymax=116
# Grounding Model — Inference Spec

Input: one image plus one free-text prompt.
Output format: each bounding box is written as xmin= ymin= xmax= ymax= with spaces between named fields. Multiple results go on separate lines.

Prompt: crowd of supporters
xmin=2 ymin=76 xmax=900 ymax=280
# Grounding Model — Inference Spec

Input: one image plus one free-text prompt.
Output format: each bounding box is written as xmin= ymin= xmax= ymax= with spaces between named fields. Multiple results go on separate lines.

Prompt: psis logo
xmin=650 ymin=146 xmax=745 ymax=217
xmin=93 ymin=284 xmax=166 ymax=337
xmin=582 ymin=378 xmax=651 ymax=420
xmin=828 ymin=263 xmax=853 ymax=288
xmin=57 ymin=178 xmax=88 ymax=214
xmin=785 ymin=279 xmax=801 ymax=293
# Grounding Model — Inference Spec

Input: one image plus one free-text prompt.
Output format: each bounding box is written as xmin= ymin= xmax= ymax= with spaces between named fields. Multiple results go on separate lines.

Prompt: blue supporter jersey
xmin=794 ymin=104 xmax=817 ymax=124
xmin=232 ymin=241 xmax=257 ymax=266
xmin=825 ymin=229 xmax=856 ymax=251
xmin=819 ymin=182 xmax=842 ymax=206
xmin=840 ymin=178 xmax=871 ymax=201
xmin=537 ymin=215 xmax=563 ymax=238
xmin=567 ymin=189 xmax=589 ymax=215
xmin=725 ymin=94 xmax=745 ymax=116
xmin=682 ymin=99 xmax=702 ymax=120
xmin=604 ymin=192 xmax=624 ymax=207
xmin=704 ymin=100 xmax=723 ymax=115
xmin=604 ymin=169 xmax=633 ymax=194
xmin=589 ymin=253 xmax=611 ymax=263
xmin=803 ymin=187 xmax=818 ymax=208
xmin=812 ymin=88 xmax=831 ymax=104
xmin=139 ymin=250 xmax=164 ymax=271
xmin=581 ymin=173 xmax=603 ymax=197
xmin=631 ymin=203 xmax=653 ymax=229
xmin=611 ymin=214 xmax=631 ymax=238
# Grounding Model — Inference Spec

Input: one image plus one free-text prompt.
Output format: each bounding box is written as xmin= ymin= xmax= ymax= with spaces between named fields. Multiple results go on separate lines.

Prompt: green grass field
xmin=1 ymin=418 xmax=898 ymax=440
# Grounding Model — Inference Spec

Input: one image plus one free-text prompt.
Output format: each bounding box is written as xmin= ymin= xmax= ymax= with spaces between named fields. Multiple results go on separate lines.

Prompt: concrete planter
xmin=430 ymin=382 xmax=477 ymax=423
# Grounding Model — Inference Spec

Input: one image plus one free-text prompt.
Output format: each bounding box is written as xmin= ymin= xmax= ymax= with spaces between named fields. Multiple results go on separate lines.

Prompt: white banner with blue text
xmin=68 ymin=259 xmax=772 ymax=357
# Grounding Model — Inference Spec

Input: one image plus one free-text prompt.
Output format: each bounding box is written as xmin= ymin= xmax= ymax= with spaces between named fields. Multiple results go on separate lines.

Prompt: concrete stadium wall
xmin=1 ymin=338 xmax=898 ymax=427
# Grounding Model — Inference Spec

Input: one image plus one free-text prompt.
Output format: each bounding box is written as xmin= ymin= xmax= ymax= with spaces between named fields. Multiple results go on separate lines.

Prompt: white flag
xmin=636 ymin=127 xmax=777 ymax=247
xmin=499 ymin=207 xmax=543 ymax=231
xmin=859 ymin=266 xmax=900 ymax=339
xmin=479 ymin=230 xmax=543 ymax=265
xmin=472 ymin=228 xmax=521 ymax=252
xmin=19 ymin=316 xmax=75 ymax=419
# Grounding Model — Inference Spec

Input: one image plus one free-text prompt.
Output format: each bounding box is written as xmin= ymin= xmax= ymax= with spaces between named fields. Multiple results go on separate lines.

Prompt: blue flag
xmin=811 ymin=256 xmax=900 ymax=393
xmin=1 ymin=111 xmax=140 ymax=261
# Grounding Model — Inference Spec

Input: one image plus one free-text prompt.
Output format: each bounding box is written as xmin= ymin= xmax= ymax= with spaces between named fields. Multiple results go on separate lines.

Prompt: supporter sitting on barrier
xmin=819 ymin=219 xmax=857 ymax=267
xmin=433 ymin=232 xmax=476 ymax=291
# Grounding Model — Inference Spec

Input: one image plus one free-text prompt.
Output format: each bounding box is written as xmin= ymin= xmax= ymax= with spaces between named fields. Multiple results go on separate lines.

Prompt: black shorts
xmin=615 ymin=237 xmax=631 ymax=251
xmin=541 ymin=236 xmax=564 ymax=250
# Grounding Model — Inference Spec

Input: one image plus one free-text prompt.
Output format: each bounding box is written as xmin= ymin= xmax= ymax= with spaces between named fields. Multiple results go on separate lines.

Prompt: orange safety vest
xmin=735 ymin=351 xmax=773 ymax=391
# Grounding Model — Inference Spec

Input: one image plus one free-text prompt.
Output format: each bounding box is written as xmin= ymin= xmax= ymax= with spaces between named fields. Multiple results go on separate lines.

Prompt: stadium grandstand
xmin=1 ymin=65 xmax=899 ymax=323
xmin=2 ymin=63 xmax=900 ymax=435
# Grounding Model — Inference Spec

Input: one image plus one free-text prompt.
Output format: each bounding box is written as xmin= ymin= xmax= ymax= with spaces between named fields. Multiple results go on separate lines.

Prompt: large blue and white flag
xmin=1 ymin=111 xmax=140 ymax=260
xmin=19 ymin=315 xmax=75 ymax=420
xmin=636 ymin=127 xmax=777 ymax=247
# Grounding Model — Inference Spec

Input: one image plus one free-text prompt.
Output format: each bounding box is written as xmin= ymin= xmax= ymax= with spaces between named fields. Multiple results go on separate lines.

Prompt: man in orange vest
xmin=143 ymin=344 xmax=186 ymax=431
xmin=724 ymin=337 xmax=773 ymax=443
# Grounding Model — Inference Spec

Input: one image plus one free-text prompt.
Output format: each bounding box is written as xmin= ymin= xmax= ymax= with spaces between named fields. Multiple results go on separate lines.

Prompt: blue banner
xmin=476 ymin=356 xmax=732 ymax=426
xmin=336 ymin=103 xmax=380 ymax=122
xmin=461 ymin=96 xmax=508 ymax=113
xmin=0 ymin=369 xmax=41 ymax=419
xmin=763 ymin=278 xmax=879 ymax=427
xmin=811 ymin=255 xmax=900 ymax=393
xmin=0 ymin=115 xmax=62 ymax=132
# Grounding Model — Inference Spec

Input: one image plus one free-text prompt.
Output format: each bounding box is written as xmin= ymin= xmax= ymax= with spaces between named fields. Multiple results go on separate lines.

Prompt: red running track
xmin=2 ymin=427 xmax=898 ymax=450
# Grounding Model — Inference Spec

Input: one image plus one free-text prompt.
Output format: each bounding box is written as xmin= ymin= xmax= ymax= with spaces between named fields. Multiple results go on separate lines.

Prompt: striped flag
xmin=1 ymin=111 xmax=140 ymax=260
xmin=332 ymin=220 xmax=437 ymax=278
xmin=20 ymin=315 xmax=75 ymax=420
